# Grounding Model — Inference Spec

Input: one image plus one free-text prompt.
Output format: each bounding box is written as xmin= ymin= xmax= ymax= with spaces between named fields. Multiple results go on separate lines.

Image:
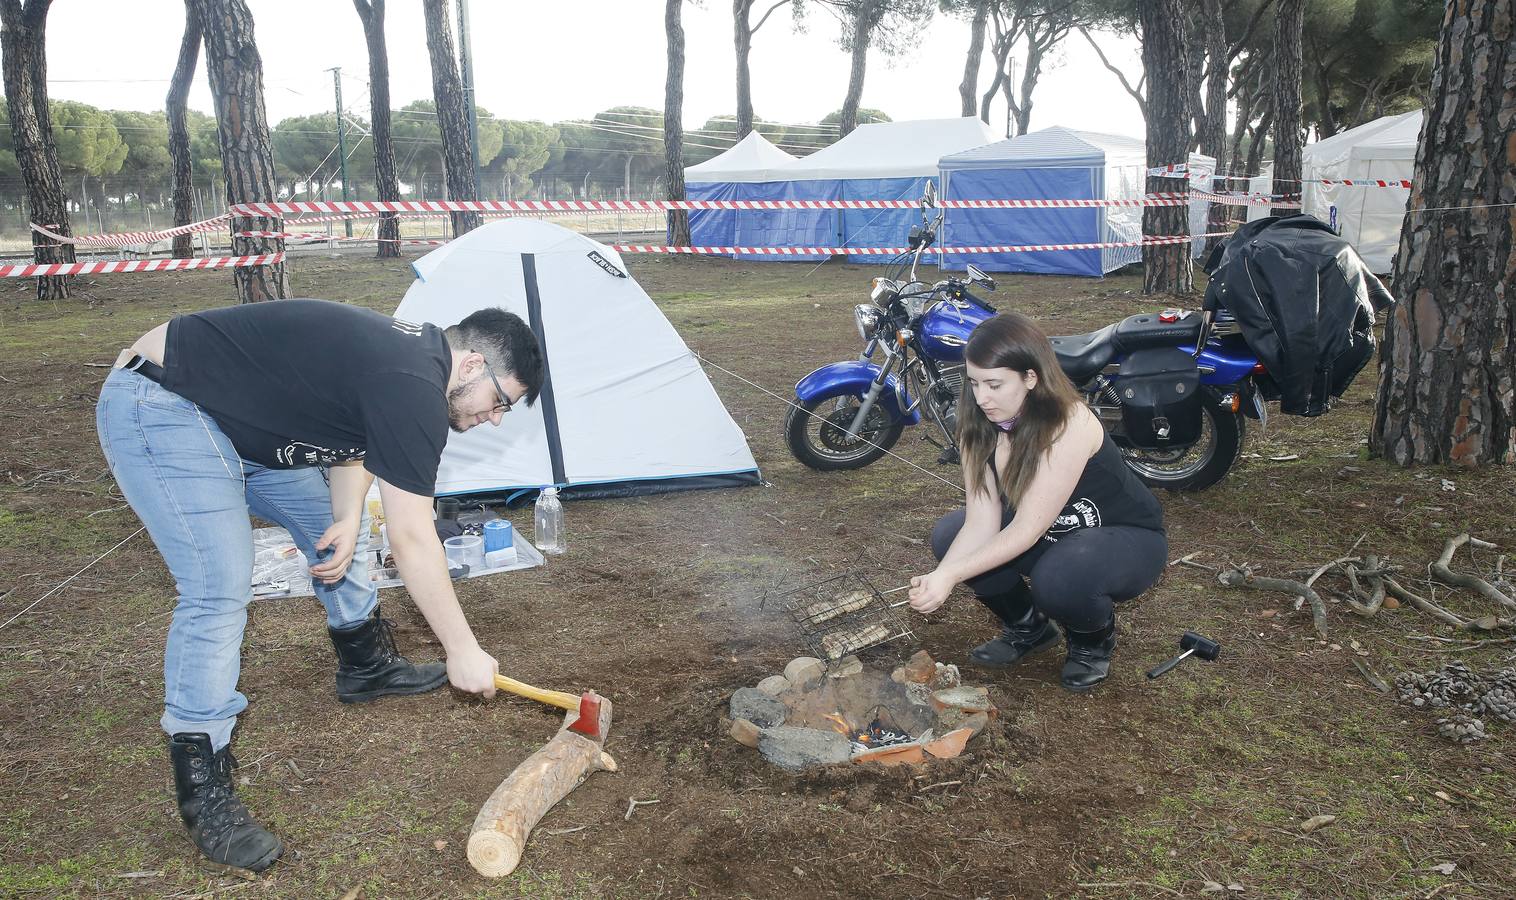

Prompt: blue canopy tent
xmin=685 ymin=133 xmax=825 ymax=260
xmin=939 ymin=127 xmax=1215 ymax=276
xmin=685 ymin=118 xmax=995 ymax=262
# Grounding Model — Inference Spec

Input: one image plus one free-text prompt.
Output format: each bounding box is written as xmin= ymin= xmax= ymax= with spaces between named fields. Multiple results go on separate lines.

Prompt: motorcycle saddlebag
xmin=1115 ymin=347 xmax=1203 ymax=449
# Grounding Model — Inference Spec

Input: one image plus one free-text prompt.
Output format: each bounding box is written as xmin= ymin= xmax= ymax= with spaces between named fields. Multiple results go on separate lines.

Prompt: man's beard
xmin=446 ymin=382 xmax=473 ymax=433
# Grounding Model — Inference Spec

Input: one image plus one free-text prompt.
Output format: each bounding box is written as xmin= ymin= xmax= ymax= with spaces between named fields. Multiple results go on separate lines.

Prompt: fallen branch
xmin=1220 ymin=565 xmax=1328 ymax=637
xmin=1352 ymin=657 xmax=1390 ymax=693
xmin=1432 ymin=534 xmax=1515 ymax=611
xmin=1382 ymin=576 xmax=1511 ymax=631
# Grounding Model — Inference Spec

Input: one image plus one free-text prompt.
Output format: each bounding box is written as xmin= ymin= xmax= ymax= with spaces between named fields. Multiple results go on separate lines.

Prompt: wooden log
xmin=467 ymin=697 xmax=616 ymax=878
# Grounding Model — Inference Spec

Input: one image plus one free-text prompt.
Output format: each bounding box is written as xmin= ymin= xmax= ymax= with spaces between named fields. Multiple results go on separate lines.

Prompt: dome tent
xmin=394 ymin=218 xmax=760 ymax=502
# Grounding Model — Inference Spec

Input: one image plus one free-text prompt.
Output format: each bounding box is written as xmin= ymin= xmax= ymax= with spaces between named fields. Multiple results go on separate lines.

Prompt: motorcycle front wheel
xmin=1115 ymin=388 xmax=1245 ymax=491
xmin=784 ymin=395 xmax=905 ymax=471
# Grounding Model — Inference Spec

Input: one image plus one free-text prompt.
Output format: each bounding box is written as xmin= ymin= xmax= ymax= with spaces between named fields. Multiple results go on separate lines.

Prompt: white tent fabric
xmin=1246 ymin=163 xmax=1274 ymax=223
xmin=685 ymin=131 xmax=797 ymax=183
xmin=778 ymin=117 xmax=997 ymax=180
xmin=938 ymin=126 xmax=1215 ymax=275
xmin=1302 ymin=110 xmax=1421 ymax=272
xmin=395 ymin=219 xmax=760 ymax=498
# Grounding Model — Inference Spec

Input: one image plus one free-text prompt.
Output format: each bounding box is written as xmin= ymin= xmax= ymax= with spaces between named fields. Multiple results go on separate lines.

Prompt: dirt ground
xmin=1 ymin=250 xmax=1513 ymax=899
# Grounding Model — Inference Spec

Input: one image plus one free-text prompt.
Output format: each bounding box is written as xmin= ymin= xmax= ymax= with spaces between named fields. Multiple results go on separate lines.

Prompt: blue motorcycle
xmin=785 ymin=186 xmax=1267 ymax=492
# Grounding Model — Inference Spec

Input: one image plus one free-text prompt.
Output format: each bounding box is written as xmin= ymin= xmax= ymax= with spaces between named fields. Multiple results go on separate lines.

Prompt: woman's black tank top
xmin=990 ymin=431 xmax=1165 ymax=544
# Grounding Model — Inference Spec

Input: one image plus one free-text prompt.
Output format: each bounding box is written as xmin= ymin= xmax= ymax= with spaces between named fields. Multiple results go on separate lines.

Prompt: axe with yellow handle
xmin=492 ymin=674 xmax=605 ymax=740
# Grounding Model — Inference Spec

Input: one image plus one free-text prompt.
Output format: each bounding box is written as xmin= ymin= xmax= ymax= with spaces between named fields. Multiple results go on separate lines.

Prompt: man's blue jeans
xmin=96 ymin=368 xmax=376 ymax=751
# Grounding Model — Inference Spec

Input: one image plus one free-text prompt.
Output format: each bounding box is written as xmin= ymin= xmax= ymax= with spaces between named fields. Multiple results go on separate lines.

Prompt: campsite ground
xmin=1 ymin=252 xmax=1513 ymax=899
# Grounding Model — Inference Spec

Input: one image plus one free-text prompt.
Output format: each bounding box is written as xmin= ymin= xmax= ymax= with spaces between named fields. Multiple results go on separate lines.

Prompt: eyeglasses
xmin=478 ymin=357 xmax=514 ymax=415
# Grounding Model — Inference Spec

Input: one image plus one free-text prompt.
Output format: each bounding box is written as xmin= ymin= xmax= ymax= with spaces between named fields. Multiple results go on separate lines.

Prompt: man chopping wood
xmin=94 ymin=299 xmax=543 ymax=873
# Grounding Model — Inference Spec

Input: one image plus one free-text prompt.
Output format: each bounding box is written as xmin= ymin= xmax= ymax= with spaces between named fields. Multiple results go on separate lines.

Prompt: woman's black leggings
xmin=930 ymin=509 xmax=1168 ymax=632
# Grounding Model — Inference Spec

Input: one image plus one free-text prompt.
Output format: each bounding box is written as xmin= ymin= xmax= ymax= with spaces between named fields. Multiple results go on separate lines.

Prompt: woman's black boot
xmin=1060 ymin=621 xmax=1117 ymax=692
xmin=169 ymin=733 xmax=283 ymax=872
xmin=328 ymin=605 xmax=448 ymax=703
xmin=969 ymin=589 xmax=1061 ymax=668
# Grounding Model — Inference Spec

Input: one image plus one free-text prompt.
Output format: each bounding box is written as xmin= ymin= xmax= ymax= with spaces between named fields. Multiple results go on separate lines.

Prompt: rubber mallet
xmin=1146 ymin=631 xmax=1221 ymax=679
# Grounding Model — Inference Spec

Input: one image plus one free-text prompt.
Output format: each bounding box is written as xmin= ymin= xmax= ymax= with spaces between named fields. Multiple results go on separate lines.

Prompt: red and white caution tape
xmin=611 ymin=233 xmax=1228 ymax=256
xmin=1316 ymin=178 xmax=1413 ymax=188
xmin=234 ymin=231 xmax=448 ymax=245
xmin=0 ymin=253 xmax=284 ymax=278
xmin=30 ymin=214 xmax=232 ymax=249
xmin=230 ymin=195 xmax=1217 ymax=217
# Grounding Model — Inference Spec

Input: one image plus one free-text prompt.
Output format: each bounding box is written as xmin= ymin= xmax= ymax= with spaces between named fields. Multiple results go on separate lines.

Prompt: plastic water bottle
xmin=533 ymin=486 xmax=565 ymax=555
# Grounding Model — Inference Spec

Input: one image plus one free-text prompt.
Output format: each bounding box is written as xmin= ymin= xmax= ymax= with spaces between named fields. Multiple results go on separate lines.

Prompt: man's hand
xmin=447 ymin=644 xmax=499 ymax=698
xmin=311 ymin=517 xmax=361 ymax=585
xmin=908 ymin=568 xmax=955 ymax=614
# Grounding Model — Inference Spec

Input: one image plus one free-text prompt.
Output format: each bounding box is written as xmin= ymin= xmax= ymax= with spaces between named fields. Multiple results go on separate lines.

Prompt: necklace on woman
xmin=996 ymin=414 xmax=1021 ymax=432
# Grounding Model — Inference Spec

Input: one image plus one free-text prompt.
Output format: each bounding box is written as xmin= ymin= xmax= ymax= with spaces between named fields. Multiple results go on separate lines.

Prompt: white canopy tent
xmin=1302 ymin=110 xmax=1421 ymax=272
xmin=685 ymin=131 xmax=796 ymax=183
xmin=394 ymin=219 xmax=760 ymax=501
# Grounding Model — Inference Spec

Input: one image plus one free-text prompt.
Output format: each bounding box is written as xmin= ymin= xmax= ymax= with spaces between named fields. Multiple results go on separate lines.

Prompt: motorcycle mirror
xmin=922 ymin=181 xmax=938 ymax=208
xmin=965 ymin=264 xmax=997 ymax=291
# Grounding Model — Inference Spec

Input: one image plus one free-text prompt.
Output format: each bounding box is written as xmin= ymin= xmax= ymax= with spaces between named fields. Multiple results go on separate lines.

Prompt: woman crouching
xmin=907 ymin=312 xmax=1168 ymax=691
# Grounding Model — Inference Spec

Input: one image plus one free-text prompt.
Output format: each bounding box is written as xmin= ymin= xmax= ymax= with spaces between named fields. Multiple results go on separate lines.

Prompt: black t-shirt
xmin=993 ymin=432 xmax=1165 ymax=542
xmin=161 ymin=299 xmax=452 ymax=496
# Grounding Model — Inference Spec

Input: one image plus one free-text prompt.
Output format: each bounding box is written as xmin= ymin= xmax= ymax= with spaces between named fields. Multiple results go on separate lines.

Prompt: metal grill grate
xmin=775 ymin=571 xmax=914 ymax=660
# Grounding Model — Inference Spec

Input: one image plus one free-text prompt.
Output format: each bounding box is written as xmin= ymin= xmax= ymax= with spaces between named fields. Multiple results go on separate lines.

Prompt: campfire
xmin=726 ymin=650 xmax=997 ymax=770
xmin=826 ymin=708 xmax=916 ymax=754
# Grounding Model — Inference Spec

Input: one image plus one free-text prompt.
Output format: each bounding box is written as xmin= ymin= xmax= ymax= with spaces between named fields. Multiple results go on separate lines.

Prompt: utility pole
xmin=328 ymin=66 xmax=353 ymax=237
xmin=456 ymin=0 xmax=483 ymax=193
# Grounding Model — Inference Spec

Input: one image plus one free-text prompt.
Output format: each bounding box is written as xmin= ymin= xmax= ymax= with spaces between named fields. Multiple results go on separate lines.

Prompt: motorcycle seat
xmin=1049 ymin=323 xmax=1118 ymax=382
xmin=1112 ymin=312 xmax=1205 ymax=351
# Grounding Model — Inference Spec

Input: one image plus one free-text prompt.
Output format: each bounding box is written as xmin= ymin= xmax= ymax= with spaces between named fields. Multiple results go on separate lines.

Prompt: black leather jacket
xmin=1202 ymin=214 xmax=1392 ymax=416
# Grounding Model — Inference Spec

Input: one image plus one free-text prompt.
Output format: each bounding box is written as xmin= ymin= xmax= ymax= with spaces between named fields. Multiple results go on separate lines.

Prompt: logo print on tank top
xmin=1045 ymin=497 xmax=1102 ymax=541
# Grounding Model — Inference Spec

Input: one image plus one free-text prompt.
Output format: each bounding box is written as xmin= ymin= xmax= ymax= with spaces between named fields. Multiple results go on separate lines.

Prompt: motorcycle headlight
xmin=854 ymin=303 xmax=881 ymax=341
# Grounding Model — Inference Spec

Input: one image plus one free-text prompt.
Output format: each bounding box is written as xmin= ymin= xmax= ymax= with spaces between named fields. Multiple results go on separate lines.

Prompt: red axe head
xmin=566 ymin=691 xmax=606 ymax=741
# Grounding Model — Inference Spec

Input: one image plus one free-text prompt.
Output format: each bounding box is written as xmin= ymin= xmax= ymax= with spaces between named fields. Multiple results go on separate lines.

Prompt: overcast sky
xmin=42 ymin=1 xmax=1147 ymax=145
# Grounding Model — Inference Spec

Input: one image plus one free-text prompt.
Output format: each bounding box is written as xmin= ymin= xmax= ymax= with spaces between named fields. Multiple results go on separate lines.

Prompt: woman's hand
xmin=908 ymin=569 xmax=955 ymax=614
xmin=311 ymin=517 xmax=361 ymax=585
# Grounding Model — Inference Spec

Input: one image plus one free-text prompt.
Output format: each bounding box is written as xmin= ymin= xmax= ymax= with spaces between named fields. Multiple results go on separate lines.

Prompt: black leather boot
xmin=1060 ymin=621 xmax=1117 ymax=692
xmin=328 ymin=606 xmax=448 ymax=703
xmin=969 ymin=589 xmax=1061 ymax=668
xmin=169 ymin=733 xmax=282 ymax=873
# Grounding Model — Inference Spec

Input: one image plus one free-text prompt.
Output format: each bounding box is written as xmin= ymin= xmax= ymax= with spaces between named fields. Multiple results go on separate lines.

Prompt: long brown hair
xmin=958 ymin=312 xmax=1083 ymax=505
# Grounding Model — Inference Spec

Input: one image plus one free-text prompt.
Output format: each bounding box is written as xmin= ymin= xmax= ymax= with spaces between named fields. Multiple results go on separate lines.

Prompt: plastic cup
xmin=436 ymin=497 xmax=461 ymax=521
xmin=443 ymin=534 xmax=483 ymax=568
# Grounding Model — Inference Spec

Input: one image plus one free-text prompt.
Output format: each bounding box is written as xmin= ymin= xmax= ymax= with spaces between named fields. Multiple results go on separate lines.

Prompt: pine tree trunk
xmin=1139 ymin=0 xmax=1193 ymax=295
xmin=0 ymin=0 xmax=74 ymax=299
xmin=838 ymin=0 xmax=875 ymax=137
xmin=187 ymin=0 xmax=288 ymax=302
xmin=665 ymin=0 xmax=690 ymax=245
xmin=1371 ymin=0 xmax=1515 ymax=467
xmin=734 ymin=0 xmax=754 ymax=138
xmin=1245 ymin=98 xmax=1273 ymax=178
xmin=1200 ymin=0 xmax=1229 ymax=252
xmin=1270 ymin=0 xmax=1304 ymax=216
xmin=1013 ymin=35 xmax=1047 ymax=136
xmin=959 ymin=0 xmax=988 ymax=118
xmin=422 ymin=0 xmax=479 ymax=237
xmin=354 ymin=0 xmax=400 ymax=257
xmin=166 ymin=1 xmax=200 ymax=260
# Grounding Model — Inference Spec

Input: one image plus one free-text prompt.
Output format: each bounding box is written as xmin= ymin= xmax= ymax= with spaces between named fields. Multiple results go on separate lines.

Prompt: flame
xmin=824 ymin=712 xmax=851 ymax=735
